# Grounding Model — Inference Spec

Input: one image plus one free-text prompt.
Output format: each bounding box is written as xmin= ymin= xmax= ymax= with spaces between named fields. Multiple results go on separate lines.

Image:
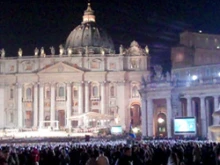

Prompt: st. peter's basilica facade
xmin=0 ymin=3 xmax=149 ymax=132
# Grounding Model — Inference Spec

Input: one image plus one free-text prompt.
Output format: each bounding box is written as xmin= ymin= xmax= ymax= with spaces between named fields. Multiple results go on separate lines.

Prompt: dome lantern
xmin=82 ymin=3 xmax=96 ymax=23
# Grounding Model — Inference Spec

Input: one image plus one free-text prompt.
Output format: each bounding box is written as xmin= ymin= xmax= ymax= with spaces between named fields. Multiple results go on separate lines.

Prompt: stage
xmin=0 ymin=129 xmax=93 ymax=140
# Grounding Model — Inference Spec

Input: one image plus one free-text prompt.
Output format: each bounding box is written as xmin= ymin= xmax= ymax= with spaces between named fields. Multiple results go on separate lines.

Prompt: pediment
xmin=38 ymin=62 xmax=84 ymax=74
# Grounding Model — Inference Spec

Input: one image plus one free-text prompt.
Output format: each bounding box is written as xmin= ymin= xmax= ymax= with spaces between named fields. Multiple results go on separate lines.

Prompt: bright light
xmin=115 ymin=117 xmax=119 ymax=124
xmin=132 ymin=127 xmax=139 ymax=133
xmin=199 ymin=30 xmax=202 ymax=33
xmin=217 ymin=46 xmax=220 ymax=49
xmin=158 ymin=117 xmax=164 ymax=123
xmin=191 ymin=75 xmax=198 ymax=81
xmin=218 ymin=72 xmax=220 ymax=77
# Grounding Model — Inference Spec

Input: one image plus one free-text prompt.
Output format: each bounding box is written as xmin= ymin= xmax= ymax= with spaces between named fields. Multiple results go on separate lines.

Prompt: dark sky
xmin=1 ymin=0 xmax=220 ymax=72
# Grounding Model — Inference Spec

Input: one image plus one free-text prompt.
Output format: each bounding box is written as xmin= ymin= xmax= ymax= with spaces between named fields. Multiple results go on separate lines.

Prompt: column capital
xmin=74 ymin=81 xmax=84 ymax=86
xmin=16 ymin=82 xmax=23 ymax=88
xmin=213 ymin=95 xmax=219 ymax=98
xmin=200 ymin=96 xmax=205 ymax=99
xmin=66 ymin=82 xmax=72 ymax=87
xmin=100 ymin=81 xmax=107 ymax=85
xmin=116 ymin=81 xmax=126 ymax=85
xmin=34 ymin=82 xmax=39 ymax=86
xmin=166 ymin=96 xmax=171 ymax=100
xmin=85 ymin=81 xmax=91 ymax=85
xmin=38 ymin=82 xmax=45 ymax=87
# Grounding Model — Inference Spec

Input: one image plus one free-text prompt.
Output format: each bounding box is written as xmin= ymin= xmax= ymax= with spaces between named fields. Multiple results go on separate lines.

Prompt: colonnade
xmin=141 ymin=95 xmax=219 ymax=138
xmin=16 ymin=81 xmax=105 ymax=129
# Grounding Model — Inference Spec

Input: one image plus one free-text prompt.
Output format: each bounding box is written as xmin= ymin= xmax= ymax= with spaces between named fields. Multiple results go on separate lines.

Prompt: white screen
xmin=111 ymin=126 xmax=123 ymax=134
xmin=174 ymin=117 xmax=196 ymax=134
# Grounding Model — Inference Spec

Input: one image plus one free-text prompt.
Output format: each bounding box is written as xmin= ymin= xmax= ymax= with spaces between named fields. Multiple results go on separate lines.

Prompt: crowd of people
xmin=0 ymin=138 xmax=220 ymax=165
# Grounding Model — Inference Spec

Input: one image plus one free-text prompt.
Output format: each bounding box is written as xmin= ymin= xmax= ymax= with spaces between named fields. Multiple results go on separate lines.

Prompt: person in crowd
xmin=0 ymin=137 xmax=220 ymax=165
xmin=167 ymin=151 xmax=179 ymax=165
xmin=96 ymin=150 xmax=109 ymax=165
xmin=85 ymin=150 xmax=97 ymax=165
xmin=192 ymin=143 xmax=201 ymax=165
xmin=115 ymin=147 xmax=133 ymax=165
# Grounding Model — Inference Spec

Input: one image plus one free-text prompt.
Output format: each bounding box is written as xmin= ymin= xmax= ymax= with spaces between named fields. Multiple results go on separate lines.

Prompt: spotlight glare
xmin=192 ymin=75 xmax=198 ymax=81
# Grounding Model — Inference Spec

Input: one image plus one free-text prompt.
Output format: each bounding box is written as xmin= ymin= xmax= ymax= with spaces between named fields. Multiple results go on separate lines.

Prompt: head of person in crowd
xmin=124 ymin=147 xmax=132 ymax=157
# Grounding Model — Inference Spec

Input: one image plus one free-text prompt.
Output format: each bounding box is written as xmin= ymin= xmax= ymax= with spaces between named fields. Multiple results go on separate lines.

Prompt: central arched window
xmin=92 ymin=86 xmax=98 ymax=97
xmin=59 ymin=86 xmax=65 ymax=97
xmin=132 ymin=86 xmax=139 ymax=97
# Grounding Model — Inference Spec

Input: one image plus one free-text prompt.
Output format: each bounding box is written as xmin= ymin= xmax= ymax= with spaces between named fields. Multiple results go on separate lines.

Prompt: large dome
xmin=65 ymin=3 xmax=115 ymax=54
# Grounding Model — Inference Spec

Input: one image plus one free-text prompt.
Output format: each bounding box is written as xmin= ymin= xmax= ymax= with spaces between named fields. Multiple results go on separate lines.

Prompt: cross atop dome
xmin=82 ymin=1 xmax=96 ymax=23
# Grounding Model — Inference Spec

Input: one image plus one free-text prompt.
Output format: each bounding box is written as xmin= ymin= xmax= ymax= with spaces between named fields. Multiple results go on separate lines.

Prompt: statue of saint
xmin=40 ymin=47 xmax=45 ymax=57
xmin=67 ymin=47 xmax=72 ymax=56
xmin=59 ymin=45 xmax=64 ymax=56
xmin=18 ymin=48 xmax=22 ymax=57
xmin=85 ymin=46 xmax=89 ymax=55
xmin=153 ymin=65 xmax=163 ymax=80
xmin=166 ymin=71 xmax=171 ymax=81
xmin=34 ymin=47 xmax=39 ymax=56
xmin=1 ymin=49 xmax=5 ymax=58
xmin=145 ymin=45 xmax=149 ymax=54
xmin=119 ymin=44 xmax=124 ymax=55
xmin=100 ymin=47 xmax=105 ymax=55
xmin=50 ymin=46 xmax=55 ymax=55
xmin=130 ymin=59 xmax=137 ymax=69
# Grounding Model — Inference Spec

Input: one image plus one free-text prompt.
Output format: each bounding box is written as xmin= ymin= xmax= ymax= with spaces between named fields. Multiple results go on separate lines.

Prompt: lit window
xmin=176 ymin=53 xmax=184 ymax=62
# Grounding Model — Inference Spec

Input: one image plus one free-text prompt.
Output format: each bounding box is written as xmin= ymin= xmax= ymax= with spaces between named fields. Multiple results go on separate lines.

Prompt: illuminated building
xmin=140 ymin=31 xmax=220 ymax=138
xmin=0 ymin=3 xmax=149 ymax=132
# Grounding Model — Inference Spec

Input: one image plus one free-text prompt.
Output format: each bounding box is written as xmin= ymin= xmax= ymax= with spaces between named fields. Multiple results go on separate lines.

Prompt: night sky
xmin=1 ymin=0 xmax=220 ymax=72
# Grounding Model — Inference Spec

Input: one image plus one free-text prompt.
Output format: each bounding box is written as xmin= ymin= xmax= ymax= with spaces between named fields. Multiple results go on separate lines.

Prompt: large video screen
xmin=174 ymin=117 xmax=196 ymax=134
xmin=111 ymin=126 xmax=123 ymax=135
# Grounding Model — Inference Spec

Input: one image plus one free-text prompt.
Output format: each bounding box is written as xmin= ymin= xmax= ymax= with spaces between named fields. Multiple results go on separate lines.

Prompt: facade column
xmin=117 ymin=82 xmax=126 ymax=130
xmin=192 ymin=100 xmax=195 ymax=116
xmin=101 ymin=82 xmax=106 ymax=114
xmin=141 ymin=94 xmax=147 ymax=137
xmin=39 ymin=83 xmax=44 ymax=129
xmin=205 ymin=99 xmax=209 ymax=128
xmin=200 ymin=96 xmax=207 ymax=137
xmin=166 ymin=97 xmax=172 ymax=138
xmin=0 ymin=84 xmax=5 ymax=128
xmin=33 ymin=83 xmax=38 ymax=128
xmin=147 ymin=98 xmax=153 ymax=136
xmin=186 ymin=96 xmax=192 ymax=117
xmin=78 ymin=82 xmax=83 ymax=126
xmin=214 ymin=95 xmax=219 ymax=125
xmin=50 ymin=83 xmax=55 ymax=128
xmin=17 ymin=83 xmax=23 ymax=128
xmin=85 ymin=82 xmax=90 ymax=113
xmin=66 ymin=83 xmax=72 ymax=128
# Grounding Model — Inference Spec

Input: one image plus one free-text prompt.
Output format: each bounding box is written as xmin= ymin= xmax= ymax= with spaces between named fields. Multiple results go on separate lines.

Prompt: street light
xmin=158 ymin=117 xmax=164 ymax=124
xmin=191 ymin=75 xmax=198 ymax=81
